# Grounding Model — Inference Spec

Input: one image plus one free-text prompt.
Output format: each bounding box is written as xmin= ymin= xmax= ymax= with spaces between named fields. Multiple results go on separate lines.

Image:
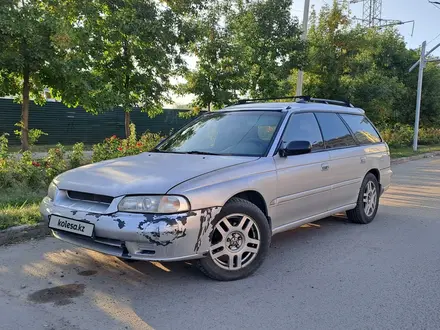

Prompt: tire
xmin=197 ymin=197 xmax=271 ymax=281
xmin=347 ymin=173 xmax=380 ymax=224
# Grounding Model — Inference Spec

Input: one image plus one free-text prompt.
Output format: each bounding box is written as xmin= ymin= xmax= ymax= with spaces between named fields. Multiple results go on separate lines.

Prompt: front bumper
xmin=40 ymin=197 xmax=221 ymax=261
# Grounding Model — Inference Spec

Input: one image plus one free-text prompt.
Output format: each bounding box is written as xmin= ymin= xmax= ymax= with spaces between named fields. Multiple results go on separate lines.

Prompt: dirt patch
xmin=78 ymin=270 xmax=97 ymax=276
xmin=28 ymin=284 xmax=85 ymax=306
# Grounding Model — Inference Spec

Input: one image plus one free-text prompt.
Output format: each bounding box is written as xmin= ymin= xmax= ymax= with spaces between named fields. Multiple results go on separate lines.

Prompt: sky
xmin=169 ymin=0 xmax=440 ymax=107
xmin=293 ymin=0 xmax=440 ymax=53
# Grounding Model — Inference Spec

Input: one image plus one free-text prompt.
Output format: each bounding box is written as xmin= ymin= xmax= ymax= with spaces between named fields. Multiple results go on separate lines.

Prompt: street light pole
xmin=413 ymin=41 xmax=426 ymax=152
xmin=295 ymin=0 xmax=311 ymax=96
xmin=408 ymin=41 xmax=440 ymax=151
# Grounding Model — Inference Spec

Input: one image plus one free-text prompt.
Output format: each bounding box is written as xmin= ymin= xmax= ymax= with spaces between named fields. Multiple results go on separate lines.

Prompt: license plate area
xmin=49 ymin=215 xmax=94 ymax=237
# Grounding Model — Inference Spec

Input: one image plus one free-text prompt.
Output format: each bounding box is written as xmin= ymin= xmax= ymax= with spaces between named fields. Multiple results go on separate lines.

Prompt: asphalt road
xmin=1 ymin=157 xmax=440 ymax=330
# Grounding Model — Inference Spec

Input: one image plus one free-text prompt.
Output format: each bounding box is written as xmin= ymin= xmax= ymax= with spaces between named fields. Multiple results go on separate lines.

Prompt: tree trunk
xmin=124 ymin=111 xmax=130 ymax=138
xmin=21 ymin=67 xmax=30 ymax=151
xmin=207 ymin=103 xmax=211 ymax=112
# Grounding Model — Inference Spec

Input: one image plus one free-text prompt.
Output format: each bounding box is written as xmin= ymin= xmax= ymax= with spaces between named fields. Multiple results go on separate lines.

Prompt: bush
xmin=0 ymin=133 xmax=9 ymax=160
xmin=379 ymin=124 xmax=440 ymax=147
xmin=14 ymin=121 xmax=48 ymax=147
xmin=380 ymin=124 xmax=414 ymax=147
xmin=419 ymin=127 xmax=440 ymax=145
xmin=44 ymin=143 xmax=67 ymax=181
xmin=69 ymin=142 xmax=85 ymax=169
xmin=92 ymin=124 xmax=163 ymax=162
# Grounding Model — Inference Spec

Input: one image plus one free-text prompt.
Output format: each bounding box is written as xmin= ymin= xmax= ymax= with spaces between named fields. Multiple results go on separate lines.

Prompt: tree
xmin=178 ymin=1 xmax=241 ymax=111
xmin=303 ymin=1 xmax=409 ymax=124
xmin=228 ymin=0 xmax=306 ymax=98
xmin=180 ymin=0 xmax=305 ymax=110
xmin=0 ymin=0 xmax=63 ymax=150
xmin=53 ymin=0 xmax=194 ymax=138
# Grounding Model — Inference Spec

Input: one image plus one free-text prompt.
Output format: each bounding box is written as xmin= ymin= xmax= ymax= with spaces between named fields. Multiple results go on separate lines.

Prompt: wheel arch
xmin=225 ymin=190 xmax=271 ymax=227
xmin=367 ymin=168 xmax=380 ymax=184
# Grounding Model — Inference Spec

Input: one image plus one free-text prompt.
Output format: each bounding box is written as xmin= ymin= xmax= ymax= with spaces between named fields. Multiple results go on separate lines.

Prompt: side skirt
xmin=271 ymin=204 xmax=357 ymax=235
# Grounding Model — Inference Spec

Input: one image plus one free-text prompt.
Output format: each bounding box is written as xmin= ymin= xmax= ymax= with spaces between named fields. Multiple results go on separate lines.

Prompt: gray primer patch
xmin=194 ymin=207 xmax=220 ymax=252
xmin=28 ymin=284 xmax=85 ymax=306
xmin=113 ymin=219 xmax=126 ymax=229
xmin=137 ymin=213 xmax=190 ymax=246
xmin=78 ymin=270 xmax=98 ymax=276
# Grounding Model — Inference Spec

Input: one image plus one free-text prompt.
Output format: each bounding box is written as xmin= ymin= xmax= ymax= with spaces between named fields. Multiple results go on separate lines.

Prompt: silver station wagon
xmin=40 ymin=96 xmax=392 ymax=281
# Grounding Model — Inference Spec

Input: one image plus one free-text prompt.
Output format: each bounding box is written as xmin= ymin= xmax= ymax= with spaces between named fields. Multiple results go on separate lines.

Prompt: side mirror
xmin=279 ymin=140 xmax=312 ymax=157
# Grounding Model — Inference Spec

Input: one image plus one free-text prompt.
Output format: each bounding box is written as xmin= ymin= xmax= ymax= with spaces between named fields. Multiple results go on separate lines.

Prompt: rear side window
xmin=282 ymin=113 xmax=325 ymax=151
xmin=340 ymin=114 xmax=381 ymax=145
xmin=315 ymin=113 xmax=357 ymax=149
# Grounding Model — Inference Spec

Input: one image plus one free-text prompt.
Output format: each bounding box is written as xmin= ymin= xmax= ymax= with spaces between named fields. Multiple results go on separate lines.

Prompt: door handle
xmin=321 ymin=163 xmax=329 ymax=171
xmin=360 ymin=156 xmax=366 ymax=164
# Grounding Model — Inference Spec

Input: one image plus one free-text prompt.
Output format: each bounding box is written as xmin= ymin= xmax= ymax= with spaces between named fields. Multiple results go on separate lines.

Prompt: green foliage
xmin=0 ymin=201 xmax=41 ymax=230
xmin=0 ymin=0 xmax=59 ymax=97
xmin=303 ymin=1 xmax=440 ymax=127
xmin=14 ymin=122 xmax=48 ymax=147
xmin=380 ymin=124 xmax=414 ymax=147
xmin=44 ymin=143 xmax=67 ymax=181
xmin=180 ymin=0 xmax=305 ymax=110
xmin=92 ymin=124 xmax=163 ymax=163
xmin=53 ymin=0 xmax=192 ymax=123
xmin=229 ymin=0 xmax=306 ymax=98
xmin=0 ymin=133 xmax=9 ymax=161
xmin=379 ymin=124 xmax=440 ymax=147
xmin=68 ymin=142 xmax=85 ymax=169
xmin=0 ymin=0 xmax=74 ymax=149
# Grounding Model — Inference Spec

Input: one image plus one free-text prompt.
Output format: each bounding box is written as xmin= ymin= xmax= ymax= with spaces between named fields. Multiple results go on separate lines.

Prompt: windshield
xmin=156 ymin=111 xmax=284 ymax=156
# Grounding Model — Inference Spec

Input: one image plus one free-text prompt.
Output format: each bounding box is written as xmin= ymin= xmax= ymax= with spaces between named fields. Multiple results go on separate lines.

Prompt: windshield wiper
xmin=150 ymin=148 xmax=165 ymax=153
xmin=184 ymin=151 xmax=220 ymax=155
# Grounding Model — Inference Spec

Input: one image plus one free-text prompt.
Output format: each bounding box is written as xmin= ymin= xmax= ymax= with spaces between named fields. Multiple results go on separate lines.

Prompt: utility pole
xmin=295 ymin=0 xmax=310 ymax=96
xmin=412 ymin=41 xmax=426 ymax=152
xmin=409 ymin=41 xmax=440 ymax=151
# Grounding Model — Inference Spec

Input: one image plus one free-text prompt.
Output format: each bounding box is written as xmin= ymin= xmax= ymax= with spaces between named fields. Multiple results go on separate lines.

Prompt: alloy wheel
xmin=209 ymin=213 xmax=261 ymax=270
xmin=363 ymin=181 xmax=377 ymax=217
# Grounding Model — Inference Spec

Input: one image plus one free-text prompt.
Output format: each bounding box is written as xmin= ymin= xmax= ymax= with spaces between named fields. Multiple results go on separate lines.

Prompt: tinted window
xmin=157 ymin=111 xmax=283 ymax=156
xmin=315 ymin=113 xmax=357 ymax=149
xmin=340 ymin=114 xmax=381 ymax=145
xmin=282 ymin=113 xmax=325 ymax=151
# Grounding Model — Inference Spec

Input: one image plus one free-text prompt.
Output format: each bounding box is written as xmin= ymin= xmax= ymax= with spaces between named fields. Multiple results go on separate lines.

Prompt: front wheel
xmin=347 ymin=173 xmax=380 ymax=224
xmin=197 ymin=198 xmax=271 ymax=281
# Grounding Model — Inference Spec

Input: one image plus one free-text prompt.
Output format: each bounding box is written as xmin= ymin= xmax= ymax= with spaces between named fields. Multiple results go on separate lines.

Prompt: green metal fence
xmin=0 ymin=99 xmax=195 ymax=145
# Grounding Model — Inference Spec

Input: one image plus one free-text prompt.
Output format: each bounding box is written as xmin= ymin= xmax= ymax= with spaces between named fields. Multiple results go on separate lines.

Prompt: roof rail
xmin=306 ymin=98 xmax=354 ymax=108
xmin=233 ymin=95 xmax=310 ymax=105
xmin=231 ymin=95 xmax=354 ymax=108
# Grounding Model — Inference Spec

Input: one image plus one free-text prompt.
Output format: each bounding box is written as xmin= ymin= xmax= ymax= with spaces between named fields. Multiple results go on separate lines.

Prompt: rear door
xmin=274 ymin=112 xmax=331 ymax=228
xmin=339 ymin=113 xmax=390 ymax=186
xmin=314 ymin=112 xmax=364 ymax=211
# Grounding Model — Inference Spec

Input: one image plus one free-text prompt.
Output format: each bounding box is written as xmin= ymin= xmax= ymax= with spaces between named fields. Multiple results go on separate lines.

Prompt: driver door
xmin=274 ymin=113 xmax=332 ymax=228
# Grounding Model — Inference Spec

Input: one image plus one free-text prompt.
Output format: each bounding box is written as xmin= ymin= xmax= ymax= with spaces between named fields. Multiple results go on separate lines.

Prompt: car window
xmin=315 ymin=112 xmax=357 ymax=149
xmin=281 ymin=113 xmax=325 ymax=151
xmin=157 ymin=111 xmax=283 ymax=156
xmin=340 ymin=114 xmax=381 ymax=145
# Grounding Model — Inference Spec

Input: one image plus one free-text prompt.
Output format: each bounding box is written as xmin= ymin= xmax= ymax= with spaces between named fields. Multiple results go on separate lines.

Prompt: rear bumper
xmin=380 ymin=167 xmax=393 ymax=195
xmin=40 ymin=197 xmax=221 ymax=261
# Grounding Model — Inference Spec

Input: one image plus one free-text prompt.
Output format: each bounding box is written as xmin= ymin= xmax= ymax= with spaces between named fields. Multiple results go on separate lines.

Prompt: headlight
xmin=118 ymin=195 xmax=190 ymax=214
xmin=48 ymin=182 xmax=58 ymax=200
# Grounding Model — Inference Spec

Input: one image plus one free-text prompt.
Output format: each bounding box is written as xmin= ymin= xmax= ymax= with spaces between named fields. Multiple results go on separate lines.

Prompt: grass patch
xmin=0 ymin=203 xmax=41 ymax=230
xmin=390 ymin=145 xmax=440 ymax=158
xmin=0 ymin=188 xmax=46 ymax=230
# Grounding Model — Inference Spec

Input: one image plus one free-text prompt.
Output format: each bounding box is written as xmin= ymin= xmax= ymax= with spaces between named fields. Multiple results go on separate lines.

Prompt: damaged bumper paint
xmin=40 ymin=196 xmax=221 ymax=262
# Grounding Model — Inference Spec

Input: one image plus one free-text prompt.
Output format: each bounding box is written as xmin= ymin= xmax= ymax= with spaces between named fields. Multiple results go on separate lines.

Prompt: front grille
xmin=67 ymin=191 xmax=113 ymax=204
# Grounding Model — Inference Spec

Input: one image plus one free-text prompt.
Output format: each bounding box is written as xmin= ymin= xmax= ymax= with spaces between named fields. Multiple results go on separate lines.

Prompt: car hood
xmin=54 ymin=152 xmax=258 ymax=197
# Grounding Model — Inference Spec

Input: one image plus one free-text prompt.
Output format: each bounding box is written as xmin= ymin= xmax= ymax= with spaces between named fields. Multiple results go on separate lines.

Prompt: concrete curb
xmin=0 ymin=222 xmax=50 ymax=246
xmin=391 ymin=151 xmax=440 ymax=165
